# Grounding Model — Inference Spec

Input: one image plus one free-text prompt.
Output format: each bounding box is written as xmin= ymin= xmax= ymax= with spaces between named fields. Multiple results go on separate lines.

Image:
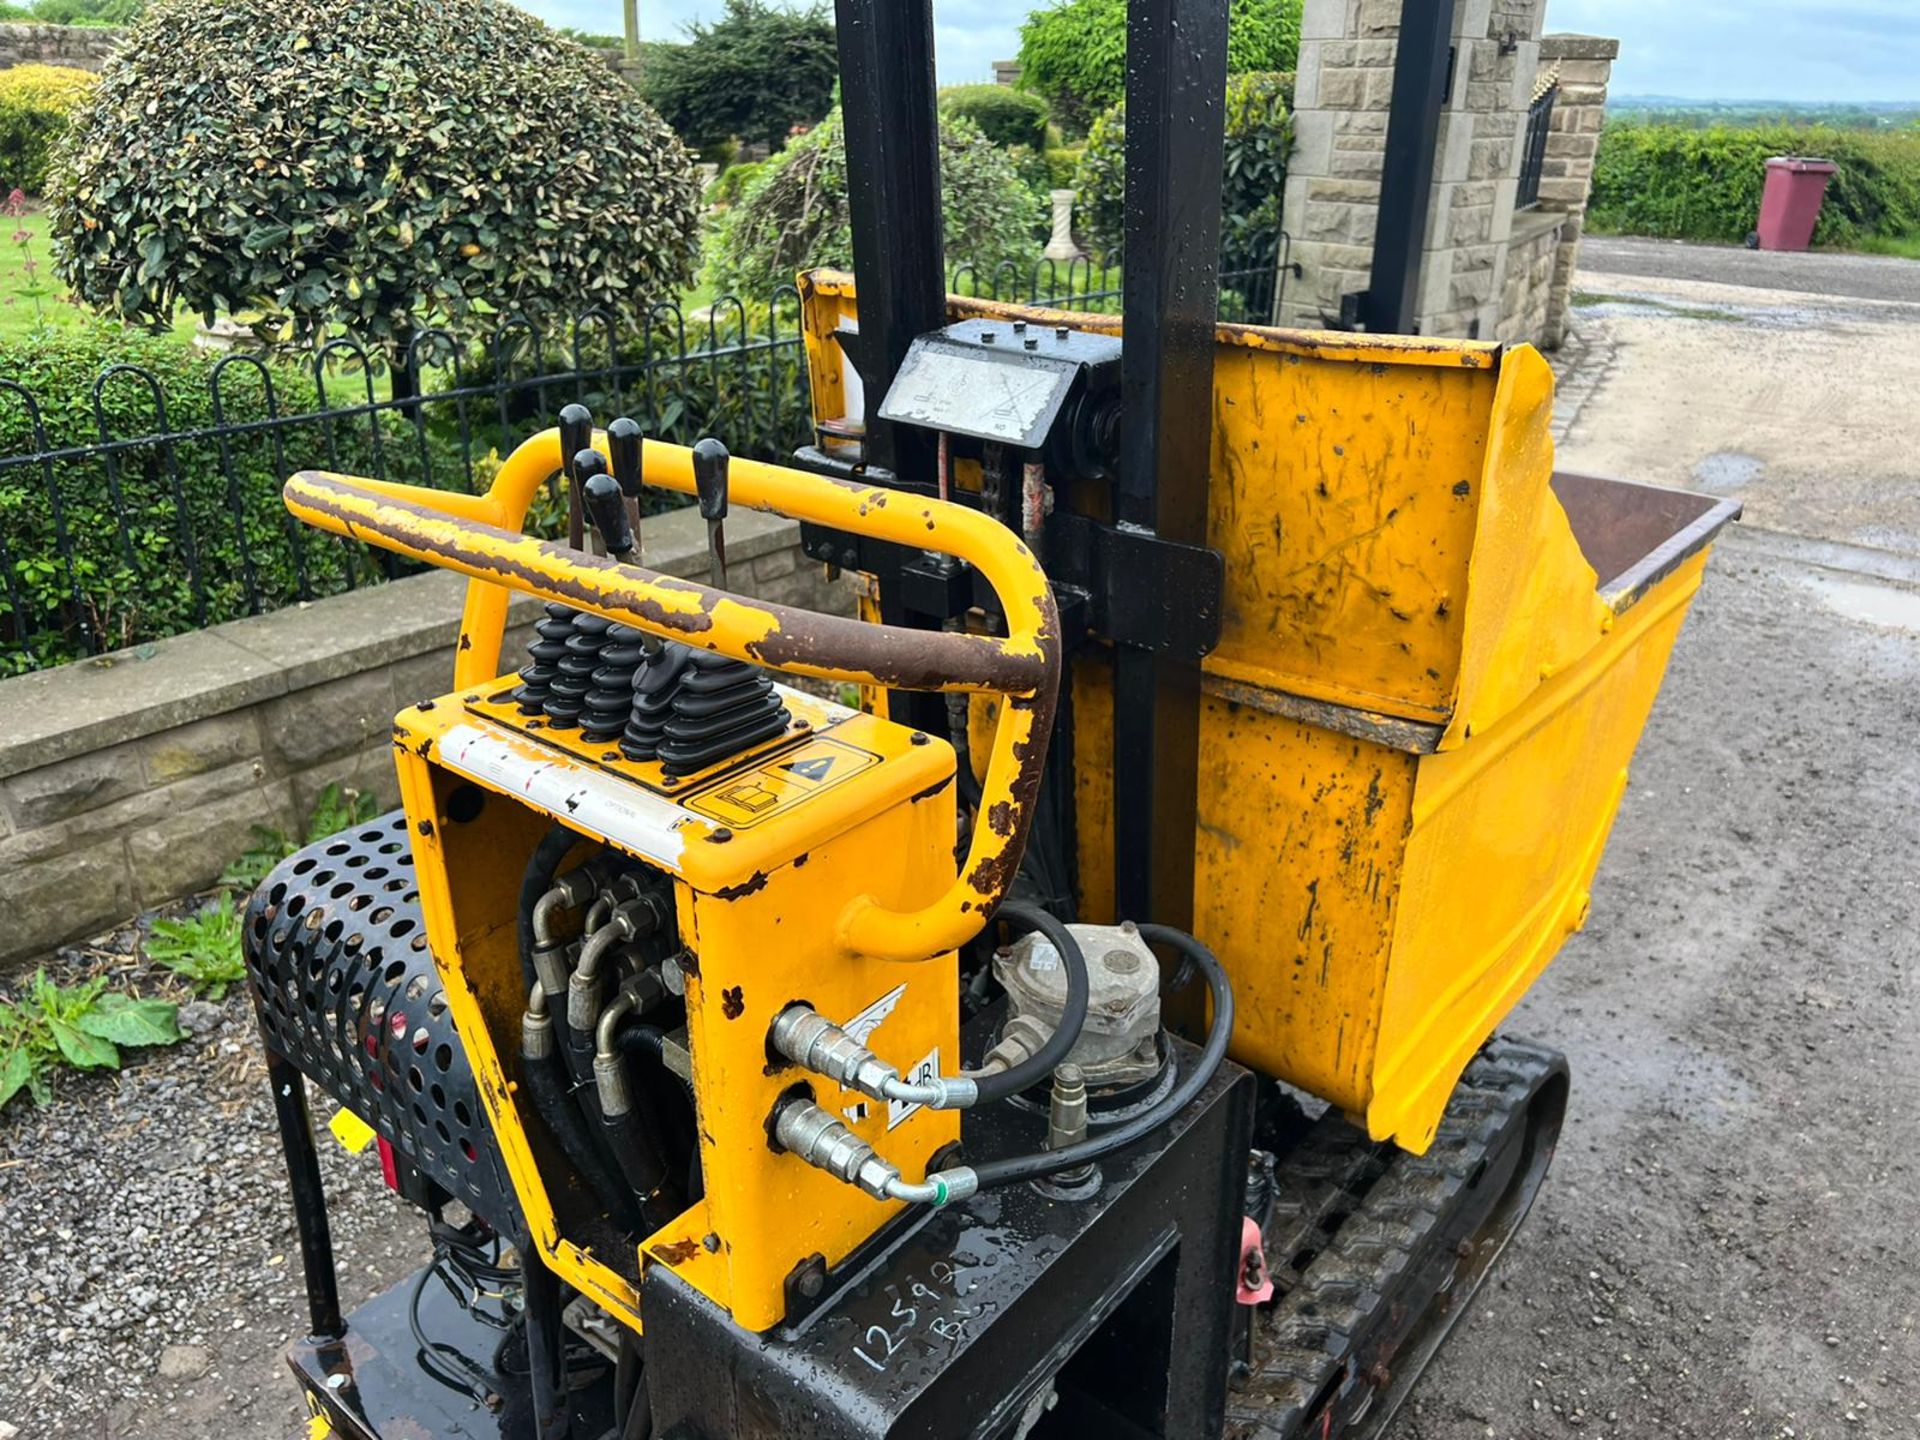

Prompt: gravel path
xmin=3 ymin=535 xmax=1917 ymax=1439
xmin=0 ymin=934 xmax=419 ymax=1439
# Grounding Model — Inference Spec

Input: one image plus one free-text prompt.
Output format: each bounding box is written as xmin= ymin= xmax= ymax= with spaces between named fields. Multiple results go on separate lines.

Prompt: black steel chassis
xmin=245 ymin=812 xmax=1565 ymax=1440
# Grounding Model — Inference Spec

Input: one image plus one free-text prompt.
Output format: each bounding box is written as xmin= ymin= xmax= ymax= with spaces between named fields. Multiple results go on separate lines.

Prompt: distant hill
xmin=1610 ymin=97 xmax=1920 ymax=130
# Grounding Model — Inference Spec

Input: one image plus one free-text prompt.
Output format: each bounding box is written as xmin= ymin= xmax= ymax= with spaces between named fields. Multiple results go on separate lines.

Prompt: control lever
xmin=606 ymin=416 xmax=645 ymax=557
xmin=691 ymin=437 xmax=731 ymax=591
xmin=557 ymin=403 xmax=594 ymax=552
xmin=578 ymin=449 xmax=635 ymax=561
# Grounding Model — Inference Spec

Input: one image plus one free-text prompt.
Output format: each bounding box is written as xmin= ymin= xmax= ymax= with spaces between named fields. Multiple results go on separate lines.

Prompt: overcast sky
xmin=519 ymin=1 xmax=1920 ymax=103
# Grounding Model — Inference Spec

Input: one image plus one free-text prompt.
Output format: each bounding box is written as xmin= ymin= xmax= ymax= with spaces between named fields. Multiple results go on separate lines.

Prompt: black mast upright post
xmin=1366 ymin=0 xmax=1458 ymax=334
xmin=834 ymin=0 xmax=949 ymax=734
xmin=834 ymin=0 xmax=945 ymax=487
xmin=1112 ymin=0 xmax=1230 ymax=931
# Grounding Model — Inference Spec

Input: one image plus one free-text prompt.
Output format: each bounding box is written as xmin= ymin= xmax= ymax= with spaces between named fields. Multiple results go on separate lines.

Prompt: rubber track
xmin=1226 ymin=1036 xmax=1566 ymax=1439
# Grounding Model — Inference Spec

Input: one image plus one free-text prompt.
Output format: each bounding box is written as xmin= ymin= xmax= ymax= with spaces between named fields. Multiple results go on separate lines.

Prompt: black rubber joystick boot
xmin=514 ymin=602 xmax=577 ymax=716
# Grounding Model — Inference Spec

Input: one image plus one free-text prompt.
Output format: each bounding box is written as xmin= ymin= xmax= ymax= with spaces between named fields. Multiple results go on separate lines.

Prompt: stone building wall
xmin=1280 ymin=3 xmax=1616 ymax=350
xmin=1496 ymin=208 xmax=1566 ymax=346
xmin=0 ymin=508 xmax=847 ymax=972
xmin=0 ymin=22 xmax=122 ymax=72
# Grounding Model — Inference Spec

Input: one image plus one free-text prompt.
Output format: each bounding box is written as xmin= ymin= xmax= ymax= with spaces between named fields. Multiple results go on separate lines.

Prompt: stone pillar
xmin=993 ymin=59 xmax=1023 ymax=89
xmin=1535 ymin=34 xmax=1619 ymax=349
xmin=1279 ymin=0 xmax=1548 ymax=339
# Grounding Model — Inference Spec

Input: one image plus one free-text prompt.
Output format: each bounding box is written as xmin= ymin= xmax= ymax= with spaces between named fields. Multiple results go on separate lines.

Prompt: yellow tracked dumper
xmin=242 ymin=4 xmax=1737 ymax=1438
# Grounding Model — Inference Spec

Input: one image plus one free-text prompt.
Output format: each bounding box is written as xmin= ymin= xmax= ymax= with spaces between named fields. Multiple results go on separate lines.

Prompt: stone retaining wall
xmin=1496 ymin=209 xmax=1567 ymax=347
xmin=0 ymin=22 xmax=122 ymax=72
xmin=0 ymin=507 xmax=847 ymax=972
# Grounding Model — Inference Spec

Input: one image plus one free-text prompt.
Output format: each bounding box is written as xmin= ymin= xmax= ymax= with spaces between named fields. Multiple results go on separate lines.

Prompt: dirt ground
xmin=4 ymin=248 xmax=1919 ymax=1440
xmin=1552 ymin=265 xmax=1920 ymax=554
xmin=1387 ymin=542 xmax=1920 ymax=1440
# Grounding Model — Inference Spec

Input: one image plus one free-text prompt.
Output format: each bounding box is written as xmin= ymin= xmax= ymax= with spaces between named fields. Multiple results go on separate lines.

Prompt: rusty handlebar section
xmin=282 ymin=429 xmax=1061 ymax=964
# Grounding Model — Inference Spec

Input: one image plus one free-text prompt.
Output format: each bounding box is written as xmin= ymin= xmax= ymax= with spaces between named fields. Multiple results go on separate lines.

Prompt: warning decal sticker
xmin=682 ymin=737 xmax=879 ymax=830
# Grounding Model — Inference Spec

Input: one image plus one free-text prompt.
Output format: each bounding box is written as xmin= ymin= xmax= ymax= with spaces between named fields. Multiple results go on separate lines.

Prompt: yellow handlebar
xmin=282 ymin=429 xmax=1061 ymax=964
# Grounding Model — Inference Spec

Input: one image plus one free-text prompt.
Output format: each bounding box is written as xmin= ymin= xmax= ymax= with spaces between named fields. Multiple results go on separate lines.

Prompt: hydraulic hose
xmin=964 ymin=924 xmax=1234 ymax=1189
xmin=520 ymin=986 xmax=644 ymax=1233
xmin=517 ymin=824 xmax=587 ymax=994
xmin=614 ymin=1023 xmax=697 ymax=1108
xmin=591 ymin=998 xmax=681 ymax=1228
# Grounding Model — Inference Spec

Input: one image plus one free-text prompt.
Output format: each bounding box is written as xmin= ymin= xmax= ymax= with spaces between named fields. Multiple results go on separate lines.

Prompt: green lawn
xmin=0 ymin=209 xmax=97 ymax=339
xmin=1854 ymin=233 xmax=1920 ymax=260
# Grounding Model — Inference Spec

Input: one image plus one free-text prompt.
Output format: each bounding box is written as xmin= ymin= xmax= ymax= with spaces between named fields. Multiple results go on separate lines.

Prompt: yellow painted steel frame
xmin=281 ymin=436 xmax=1062 ymax=1335
xmin=798 ymin=273 xmax=1729 ymax=1154
xmin=391 ymin=679 xmax=960 ymax=1335
xmin=284 ymin=435 xmax=1061 ymax=962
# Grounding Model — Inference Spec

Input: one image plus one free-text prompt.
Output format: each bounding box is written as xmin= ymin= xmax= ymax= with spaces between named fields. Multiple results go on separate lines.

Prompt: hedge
xmin=939 ymin=84 xmax=1049 ymax=152
xmin=0 ymin=64 xmax=97 ymax=194
xmin=0 ymin=307 xmax=813 ymax=675
xmin=0 ymin=324 xmax=380 ymax=671
xmin=1589 ymin=122 xmax=1920 ymax=247
xmin=1075 ymin=70 xmax=1292 ymax=289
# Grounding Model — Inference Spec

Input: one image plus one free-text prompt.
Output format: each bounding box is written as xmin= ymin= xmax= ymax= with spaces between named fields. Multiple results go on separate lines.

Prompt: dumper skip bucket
xmin=794 ymin=275 xmax=1738 ymax=1156
xmin=1071 ymin=328 xmax=1739 ymax=1152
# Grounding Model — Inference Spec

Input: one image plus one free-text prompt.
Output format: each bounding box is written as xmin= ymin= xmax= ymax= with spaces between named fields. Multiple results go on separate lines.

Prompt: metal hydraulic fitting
xmin=1046 ymin=1063 xmax=1090 ymax=1152
xmin=1044 ymin=1062 xmax=1096 ymax=1187
xmin=773 ymin=1097 xmax=900 ymax=1199
xmin=568 ymin=897 xmax=665 ymax=1032
xmin=591 ymin=973 xmax=668 ymax=1118
xmin=521 ymin=984 xmax=556 ymax=1060
xmin=769 ymin=1005 xmax=979 ymax=1109
xmin=974 ymin=1013 xmax=1054 ymax=1079
xmin=772 ymin=1097 xmax=978 ymax=1208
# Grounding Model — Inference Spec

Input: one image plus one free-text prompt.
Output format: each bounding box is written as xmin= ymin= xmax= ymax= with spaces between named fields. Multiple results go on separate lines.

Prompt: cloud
xmin=513 ymin=0 xmax=1018 ymax=82
xmin=1548 ymin=0 xmax=1920 ymax=102
xmin=513 ymin=0 xmax=1918 ymax=105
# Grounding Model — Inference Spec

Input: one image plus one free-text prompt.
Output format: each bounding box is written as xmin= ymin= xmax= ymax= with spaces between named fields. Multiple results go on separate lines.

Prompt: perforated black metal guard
xmin=243 ymin=810 xmax=523 ymax=1235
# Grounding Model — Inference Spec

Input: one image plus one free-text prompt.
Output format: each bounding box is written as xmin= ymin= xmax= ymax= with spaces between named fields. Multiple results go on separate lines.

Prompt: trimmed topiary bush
xmin=48 ymin=0 xmax=703 ymax=361
xmin=1590 ymin=122 xmax=1920 ymax=247
xmin=939 ymin=84 xmax=1050 ymax=152
xmin=1019 ymin=0 xmax=1301 ymax=135
xmin=704 ymin=110 xmax=1041 ymax=295
xmin=1045 ymin=146 xmax=1084 ymax=190
xmin=1074 ymin=70 xmax=1293 ymax=272
xmin=0 ymin=64 xmax=97 ymax=194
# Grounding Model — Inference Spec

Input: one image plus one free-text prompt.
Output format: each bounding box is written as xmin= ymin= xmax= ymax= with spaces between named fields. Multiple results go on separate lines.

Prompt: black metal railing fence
xmin=1519 ymin=81 xmax=1560 ymax=211
xmin=0 ymin=252 xmax=1288 ymax=676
